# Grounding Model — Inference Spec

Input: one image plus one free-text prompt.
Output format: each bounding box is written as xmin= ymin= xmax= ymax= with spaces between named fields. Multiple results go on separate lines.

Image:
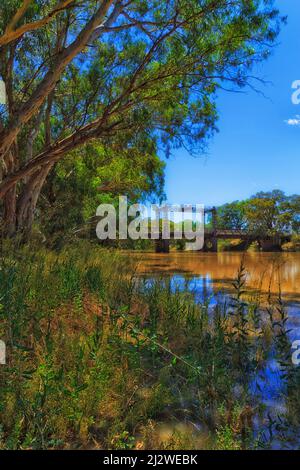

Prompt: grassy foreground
xmin=0 ymin=242 xmax=299 ymax=450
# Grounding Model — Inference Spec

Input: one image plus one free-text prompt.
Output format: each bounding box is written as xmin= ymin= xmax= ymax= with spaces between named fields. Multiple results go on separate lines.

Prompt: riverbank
xmin=219 ymin=235 xmax=300 ymax=253
xmin=0 ymin=242 xmax=299 ymax=450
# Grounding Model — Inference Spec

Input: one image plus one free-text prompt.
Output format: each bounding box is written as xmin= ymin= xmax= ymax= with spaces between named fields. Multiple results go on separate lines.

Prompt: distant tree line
xmin=217 ymin=190 xmax=300 ymax=236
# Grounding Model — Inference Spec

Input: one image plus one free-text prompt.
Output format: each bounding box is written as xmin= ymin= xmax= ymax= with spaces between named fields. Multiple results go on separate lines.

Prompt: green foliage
xmin=39 ymin=142 xmax=165 ymax=241
xmin=218 ymin=201 xmax=247 ymax=230
xmin=217 ymin=190 xmax=300 ymax=237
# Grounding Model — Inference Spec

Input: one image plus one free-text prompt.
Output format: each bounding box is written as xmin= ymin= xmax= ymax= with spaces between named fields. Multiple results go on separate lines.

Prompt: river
xmin=137 ymin=251 xmax=300 ymax=300
xmin=135 ymin=251 xmax=300 ymax=448
xmin=137 ymin=251 xmax=300 ymax=328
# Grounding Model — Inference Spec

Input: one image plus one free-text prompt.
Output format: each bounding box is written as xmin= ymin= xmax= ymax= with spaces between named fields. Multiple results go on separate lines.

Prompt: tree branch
xmin=0 ymin=0 xmax=116 ymax=158
xmin=0 ymin=0 xmax=75 ymax=48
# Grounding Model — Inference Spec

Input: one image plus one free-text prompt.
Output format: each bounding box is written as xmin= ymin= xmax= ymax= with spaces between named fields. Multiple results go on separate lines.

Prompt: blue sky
xmin=164 ymin=0 xmax=300 ymax=207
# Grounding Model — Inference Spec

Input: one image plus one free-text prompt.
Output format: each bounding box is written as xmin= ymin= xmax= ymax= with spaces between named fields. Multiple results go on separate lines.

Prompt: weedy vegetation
xmin=0 ymin=242 xmax=299 ymax=449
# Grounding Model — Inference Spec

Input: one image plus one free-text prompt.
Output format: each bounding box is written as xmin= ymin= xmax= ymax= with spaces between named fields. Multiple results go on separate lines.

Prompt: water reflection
xmin=137 ymin=252 xmax=300 ymax=301
xmin=138 ymin=252 xmax=300 ymax=327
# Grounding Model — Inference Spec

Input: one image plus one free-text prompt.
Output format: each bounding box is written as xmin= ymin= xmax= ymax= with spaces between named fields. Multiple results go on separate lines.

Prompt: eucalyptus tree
xmin=245 ymin=190 xmax=299 ymax=236
xmin=217 ymin=191 xmax=300 ymax=236
xmin=0 ymin=0 xmax=283 ymax=237
xmin=217 ymin=201 xmax=247 ymax=230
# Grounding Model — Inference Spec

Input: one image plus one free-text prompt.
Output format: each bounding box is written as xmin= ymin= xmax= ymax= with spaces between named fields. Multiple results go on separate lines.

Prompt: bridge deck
xmin=155 ymin=229 xmax=291 ymax=241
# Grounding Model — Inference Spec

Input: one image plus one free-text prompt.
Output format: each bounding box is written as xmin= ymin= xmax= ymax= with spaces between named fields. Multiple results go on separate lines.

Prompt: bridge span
xmin=155 ymin=229 xmax=291 ymax=253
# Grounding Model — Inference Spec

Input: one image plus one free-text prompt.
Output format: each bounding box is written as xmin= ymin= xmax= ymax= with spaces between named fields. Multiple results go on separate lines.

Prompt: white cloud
xmin=285 ymin=115 xmax=300 ymax=126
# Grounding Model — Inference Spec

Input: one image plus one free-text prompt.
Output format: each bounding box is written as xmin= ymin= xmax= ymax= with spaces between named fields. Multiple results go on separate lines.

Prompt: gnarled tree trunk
xmin=16 ymin=164 xmax=53 ymax=238
xmin=2 ymin=185 xmax=17 ymax=237
xmin=1 ymin=143 xmax=18 ymax=237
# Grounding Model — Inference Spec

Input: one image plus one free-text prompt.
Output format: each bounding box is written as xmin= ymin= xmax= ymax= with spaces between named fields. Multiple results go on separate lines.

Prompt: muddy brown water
xmin=136 ymin=251 xmax=300 ymax=302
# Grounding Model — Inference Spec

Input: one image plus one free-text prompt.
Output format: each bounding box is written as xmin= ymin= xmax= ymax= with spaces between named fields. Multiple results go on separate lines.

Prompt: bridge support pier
xmin=202 ymin=237 xmax=218 ymax=252
xmin=155 ymin=239 xmax=170 ymax=253
xmin=202 ymin=207 xmax=218 ymax=252
xmin=258 ymin=237 xmax=282 ymax=252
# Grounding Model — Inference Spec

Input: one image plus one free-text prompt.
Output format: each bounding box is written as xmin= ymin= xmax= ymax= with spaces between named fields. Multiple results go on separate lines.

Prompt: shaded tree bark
xmin=2 ymin=186 xmax=17 ymax=237
xmin=16 ymin=164 xmax=53 ymax=237
xmin=1 ymin=143 xmax=18 ymax=236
